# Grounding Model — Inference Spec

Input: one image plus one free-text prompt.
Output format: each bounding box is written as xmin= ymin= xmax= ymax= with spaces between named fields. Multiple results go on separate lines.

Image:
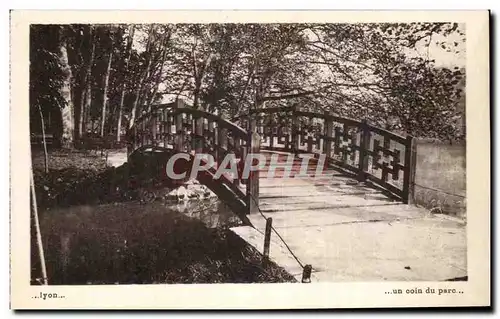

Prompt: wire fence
xmin=414 ymin=183 xmax=465 ymax=199
xmin=247 ymin=193 xmax=306 ymax=271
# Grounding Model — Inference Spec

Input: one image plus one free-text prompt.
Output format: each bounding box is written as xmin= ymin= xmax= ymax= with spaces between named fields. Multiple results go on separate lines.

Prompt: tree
xmin=29 ymin=22 xmax=465 ymax=151
xmin=116 ymin=25 xmax=135 ymax=142
xmin=303 ymin=23 xmax=465 ymax=140
xmin=128 ymin=25 xmax=155 ymax=129
xmin=57 ymin=26 xmax=75 ymax=148
xmin=100 ymin=29 xmax=115 ymax=137
xmin=80 ymin=26 xmax=96 ymax=137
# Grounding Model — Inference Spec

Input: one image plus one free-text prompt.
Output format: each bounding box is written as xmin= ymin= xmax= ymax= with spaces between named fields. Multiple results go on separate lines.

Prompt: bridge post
xmin=291 ymin=105 xmax=299 ymax=154
xmin=194 ymin=116 xmax=204 ymax=154
xmin=218 ymin=128 xmax=228 ymax=164
xmin=403 ymin=135 xmax=417 ymax=204
xmin=357 ymin=119 xmax=371 ymax=182
xmin=174 ymin=99 xmax=185 ymax=152
xmin=247 ymin=131 xmax=261 ymax=214
xmin=323 ymin=111 xmax=333 ymax=156
xmin=151 ymin=112 xmax=158 ymax=146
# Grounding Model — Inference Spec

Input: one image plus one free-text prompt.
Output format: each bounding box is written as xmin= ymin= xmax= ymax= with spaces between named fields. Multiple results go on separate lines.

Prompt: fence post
xmin=357 ymin=119 xmax=370 ymax=182
xmin=263 ymin=217 xmax=272 ymax=260
xmin=403 ymin=135 xmax=417 ymax=204
xmin=247 ymin=131 xmax=260 ymax=214
xmin=174 ymin=99 xmax=185 ymax=152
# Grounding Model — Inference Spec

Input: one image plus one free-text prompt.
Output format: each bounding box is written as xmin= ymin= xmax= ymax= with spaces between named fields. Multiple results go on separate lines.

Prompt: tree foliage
xmin=30 ymin=22 xmax=466 ymax=146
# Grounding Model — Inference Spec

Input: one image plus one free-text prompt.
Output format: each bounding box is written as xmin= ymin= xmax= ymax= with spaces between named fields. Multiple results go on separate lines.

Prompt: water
xmin=32 ymin=198 xmax=243 ymax=285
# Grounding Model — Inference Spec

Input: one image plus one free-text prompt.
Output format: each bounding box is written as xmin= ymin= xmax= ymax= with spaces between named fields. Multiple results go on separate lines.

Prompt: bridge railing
xmin=242 ymin=106 xmax=417 ymax=203
xmin=126 ymin=100 xmax=260 ymax=213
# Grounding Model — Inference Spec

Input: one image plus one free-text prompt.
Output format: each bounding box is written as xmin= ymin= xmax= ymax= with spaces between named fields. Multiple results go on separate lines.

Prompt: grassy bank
xmin=32 ymin=149 xmax=129 ymax=210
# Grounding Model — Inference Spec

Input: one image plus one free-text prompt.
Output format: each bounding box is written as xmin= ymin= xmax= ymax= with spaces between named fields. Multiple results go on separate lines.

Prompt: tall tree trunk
xmin=146 ymin=34 xmax=170 ymax=112
xmin=192 ymin=52 xmax=214 ymax=110
xmin=100 ymin=45 xmax=113 ymax=137
xmin=128 ymin=27 xmax=154 ymax=129
xmin=79 ymin=27 xmax=95 ymax=138
xmin=58 ymin=27 xmax=75 ymax=149
xmin=78 ymin=87 xmax=87 ymax=139
xmin=193 ymin=80 xmax=201 ymax=109
xmin=116 ymin=25 xmax=135 ymax=142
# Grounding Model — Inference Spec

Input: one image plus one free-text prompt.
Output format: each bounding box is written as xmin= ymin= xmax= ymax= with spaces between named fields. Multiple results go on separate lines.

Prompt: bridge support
xmin=403 ymin=135 xmax=417 ymax=204
xmin=357 ymin=119 xmax=371 ymax=182
xmin=247 ymin=131 xmax=261 ymax=214
xmin=174 ymin=99 xmax=185 ymax=152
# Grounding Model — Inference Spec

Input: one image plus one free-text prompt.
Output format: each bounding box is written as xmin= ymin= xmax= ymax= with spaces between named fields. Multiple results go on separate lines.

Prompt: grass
xmin=414 ymin=141 xmax=466 ymax=218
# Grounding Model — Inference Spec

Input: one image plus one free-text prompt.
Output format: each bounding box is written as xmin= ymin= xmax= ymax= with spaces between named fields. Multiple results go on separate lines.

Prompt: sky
xmin=411 ymin=23 xmax=466 ymax=68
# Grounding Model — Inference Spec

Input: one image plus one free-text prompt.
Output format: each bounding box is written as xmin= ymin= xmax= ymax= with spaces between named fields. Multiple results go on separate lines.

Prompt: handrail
xmin=364 ymin=122 xmax=407 ymax=145
xmin=133 ymin=105 xmax=247 ymax=139
xmin=134 ymin=102 xmax=175 ymax=125
xmin=241 ymin=107 xmax=408 ymax=143
xmin=170 ymin=108 xmax=248 ymax=138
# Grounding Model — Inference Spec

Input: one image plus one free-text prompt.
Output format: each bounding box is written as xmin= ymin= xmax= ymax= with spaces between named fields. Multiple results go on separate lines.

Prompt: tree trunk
xmin=192 ymin=52 xmax=214 ymax=110
xmin=58 ymin=27 xmax=75 ymax=149
xmin=100 ymin=46 xmax=113 ymax=137
xmin=128 ymin=27 xmax=154 ymax=129
xmin=116 ymin=25 xmax=135 ymax=142
xmin=79 ymin=27 xmax=95 ymax=138
xmin=147 ymin=35 xmax=170 ymax=112
xmin=193 ymin=80 xmax=201 ymax=109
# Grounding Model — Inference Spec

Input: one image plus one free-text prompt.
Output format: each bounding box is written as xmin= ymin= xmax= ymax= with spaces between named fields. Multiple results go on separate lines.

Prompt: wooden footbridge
xmin=127 ymin=99 xmax=417 ymax=222
xmin=126 ymin=100 xmax=467 ymax=282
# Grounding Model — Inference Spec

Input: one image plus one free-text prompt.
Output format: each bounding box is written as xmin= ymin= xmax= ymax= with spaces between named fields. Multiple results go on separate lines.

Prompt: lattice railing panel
xmin=241 ymin=106 xmax=416 ymax=202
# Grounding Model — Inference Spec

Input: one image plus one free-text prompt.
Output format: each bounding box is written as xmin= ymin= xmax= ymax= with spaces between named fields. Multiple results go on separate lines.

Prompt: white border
xmin=4 ymin=5 xmax=487 ymax=316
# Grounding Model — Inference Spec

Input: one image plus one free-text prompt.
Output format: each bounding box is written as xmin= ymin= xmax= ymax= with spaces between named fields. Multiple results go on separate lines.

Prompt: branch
xmin=260 ymin=90 xmax=317 ymax=102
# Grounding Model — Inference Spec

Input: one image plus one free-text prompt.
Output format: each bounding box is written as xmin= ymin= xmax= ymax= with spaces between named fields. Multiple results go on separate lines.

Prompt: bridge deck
xmin=231 ymin=151 xmax=466 ymax=282
xmin=110 ymin=148 xmax=466 ymax=282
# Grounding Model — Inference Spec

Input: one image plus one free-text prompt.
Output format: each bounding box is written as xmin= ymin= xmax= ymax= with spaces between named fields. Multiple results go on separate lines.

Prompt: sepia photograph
xmin=10 ymin=10 xmax=489 ymax=309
